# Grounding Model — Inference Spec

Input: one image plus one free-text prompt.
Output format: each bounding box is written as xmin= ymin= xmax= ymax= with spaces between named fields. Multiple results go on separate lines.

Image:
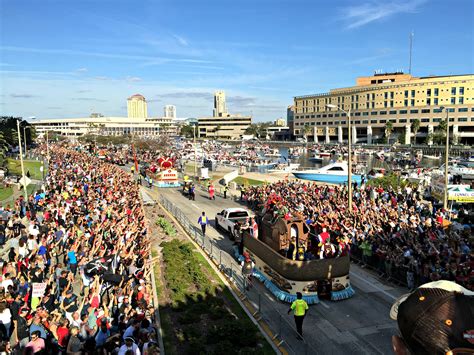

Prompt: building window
xmin=341 ymin=113 xmax=347 ymax=117
xmin=371 ymin=102 xmax=375 ymax=108
xmin=433 ymin=118 xmax=441 ymax=122
xmin=390 ymin=92 xmax=394 ymax=99
xmin=421 ymin=109 xmax=430 ymax=113
xmin=371 ymin=111 xmax=378 ymax=115
xmin=366 ymin=94 xmax=370 ymax=101
xmin=451 ymin=97 xmax=456 ymax=105
xmin=459 ymin=87 xmax=464 ymax=95
xmin=458 ymin=117 xmax=467 ymax=122
xmin=459 ymin=97 xmax=464 ymax=104
xmin=399 ymin=119 xmax=407 ymax=123
xmin=449 ymin=118 xmax=454 ymax=122
xmin=434 ymin=98 xmax=438 ymax=105
xmin=383 ymin=101 xmax=387 ymax=108
xmin=404 ymin=90 xmax=408 ymax=98
xmin=389 ymin=110 xmax=397 ymax=114
xmin=427 ymin=88 xmax=431 ymax=96
xmin=400 ymin=110 xmax=408 ymax=114
xmin=379 ymin=120 xmax=387 ymax=123
xmin=410 ymin=109 xmax=419 ymax=114
xmin=380 ymin=111 xmax=387 ymax=115
xmin=328 ymin=114 xmax=333 ymax=117
xmin=404 ymin=99 xmax=408 ymax=107
xmin=471 ymin=117 xmax=474 ymax=121
xmin=371 ymin=93 xmax=375 ymax=100
xmin=390 ymin=100 xmax=394 ymax=107
xmin=341 ymin=121 xmax=346 ymax=125
xmin=433 ymin=108 xmax=442 ymax=113
xmin=426 ymin=98 xmax=431 ymax=106
xmin=363 ymin=120 xmax=369 ymax=124
xmin=458 ymin=108 xmax=468 ymax=112
xmin=354 ymin=120 xmax=361 ymax=124
xmin=421 ymin=118 xmax=430 ymax=122
xmin=354 ymin=112 xmax=361 ymax=116
xmin=411 ymin=90 xmax=415 ymax=97
xmin=451 ymin=87 xmax=456 ymax=95
xmin=411 ymin=99 xmax=415 ymax=106
xmin=363 ymin=112 xmax=369 ymax=116
xmin=384 ymin=92 xmax=388 ymax=99
xmin=371 ymin=120 xmax=377 ymax=124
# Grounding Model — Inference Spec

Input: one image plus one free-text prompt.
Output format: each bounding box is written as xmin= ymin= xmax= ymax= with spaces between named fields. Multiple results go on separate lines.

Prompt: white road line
xmin=350 ymin=272 xmax=397 ymax=301
xmin=191 ymin=203 xmax=200 ymax=210
xmin=319 ymin=301 xmax=330 ymax=309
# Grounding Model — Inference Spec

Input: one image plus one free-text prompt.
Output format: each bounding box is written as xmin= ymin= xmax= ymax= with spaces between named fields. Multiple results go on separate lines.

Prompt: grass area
xmin=159 ymin=239 xmax=274 ymax=355
xmin=156 ymin=217 xmax=177 ymax=237
xmin=7 ymin=159 xmax=45 ymax=180
xmin=232 ymin=176 xmax=265 ymax=186
xmin=0 ymin=187 xmax=13 ymax=201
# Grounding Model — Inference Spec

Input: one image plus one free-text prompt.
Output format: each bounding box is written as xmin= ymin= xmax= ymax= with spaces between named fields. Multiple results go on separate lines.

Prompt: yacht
xmin=292 ymin=161 xmax=362 ymax=184
xmin=268 ymin=163 xmax=301 ymax=174
xmin=439 ymin=163 xmax=474 ymax=180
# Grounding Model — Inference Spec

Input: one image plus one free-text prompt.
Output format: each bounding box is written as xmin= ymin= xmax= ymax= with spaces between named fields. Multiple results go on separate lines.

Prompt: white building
xmin=164 ymin=105 xmax=176 ymax=119
xmin=127 ymin=94 xmax=148 ymax=118
xmin=213 ymin=91 xmax=227 ymax=117
xmin=31 ymin=116 xmax=177 ymax=138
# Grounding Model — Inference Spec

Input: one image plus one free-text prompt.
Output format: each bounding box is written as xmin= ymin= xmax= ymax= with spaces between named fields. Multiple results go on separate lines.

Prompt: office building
xmin=127 ymin=94 xmax=148 ymax=118
xmin=287 ymin=105 xmax=295 ymax=139
xmin=293 ymin=73 xmax=474 ymax=144
xmin=198 ymin=114 xmax=252 ymax=140
xmin=164 ymin=105 xmax=176 ymax=119
xmin=213 ymin=90 xmax=227 ymax=117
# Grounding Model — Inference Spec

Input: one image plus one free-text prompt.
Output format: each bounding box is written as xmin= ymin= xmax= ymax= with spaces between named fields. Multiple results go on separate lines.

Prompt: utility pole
xmin=46 ymin=130 xmax=50 ymax=159
xmin=17 ymin=120 xmax=28 ymax=201
xmin=23 ymin=126 xmax=28 ymax=158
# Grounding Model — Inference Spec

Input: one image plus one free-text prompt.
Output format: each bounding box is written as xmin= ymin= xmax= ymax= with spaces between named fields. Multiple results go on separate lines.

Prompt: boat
xmin=440 ymin=163 xmax=474 ymax=180
xmin=236 ymin=214 xmax=354 ymax=304
xmin=268 ymin=163 xmax=300 ymax=174
xmin=292 ymin=161 xmax=362 ymax=184
xmin=264 ymin=149 xmax=281 ymax=158
xmin=308 ymin=154 xmax=323 ymax=163
xmin=424 ymin=154 xmax=441 ymax=160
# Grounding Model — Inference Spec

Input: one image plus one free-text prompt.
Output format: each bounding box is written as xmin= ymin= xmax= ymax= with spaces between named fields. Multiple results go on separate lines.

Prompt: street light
xmin=326 ymin=104 xmax=353 ymax=211
xmin=23 ymin=126 xmax=31 ymax=158
xmin=193 ymin=125 xmax=197 ymax=180
xmin=439 ymin=106 xmax=450 ymax=211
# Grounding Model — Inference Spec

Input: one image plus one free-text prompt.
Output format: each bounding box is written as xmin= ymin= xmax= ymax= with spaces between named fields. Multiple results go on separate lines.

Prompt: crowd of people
xmin=243 ymin=180 xmax=473 ymax=291
xmin=0 ymin=148 xmax=159 ymax=354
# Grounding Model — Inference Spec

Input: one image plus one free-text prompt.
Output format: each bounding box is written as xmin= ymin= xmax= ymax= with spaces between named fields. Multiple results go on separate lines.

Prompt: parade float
xmin=236 ymin=211 xmax=354 ymax=304
xmin=148 ymin=157 xmax=180 ymax=187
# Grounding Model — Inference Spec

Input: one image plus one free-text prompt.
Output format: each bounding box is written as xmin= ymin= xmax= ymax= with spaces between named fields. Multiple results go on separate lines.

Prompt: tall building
xmin=213 ymin=91 xmax=227 ymax=117
xmin=287 ymin=105 xmax=295 ymax=139
xmin=293 ymin=73 xmax=474 ymax=144
xmin=164 ymin=105 xmax=176 ymax=119
xmin=127 ymin=94 xmax=148 ymax=118
xmin=198 ymin=115 xmax=252 ymax=140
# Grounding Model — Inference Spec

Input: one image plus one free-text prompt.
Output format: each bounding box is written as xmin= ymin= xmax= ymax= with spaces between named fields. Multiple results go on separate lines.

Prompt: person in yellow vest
xmin=288 ymin=292 xmax=309 ymax=338
xmin=198 ymin=211 xmax=209 ymax=237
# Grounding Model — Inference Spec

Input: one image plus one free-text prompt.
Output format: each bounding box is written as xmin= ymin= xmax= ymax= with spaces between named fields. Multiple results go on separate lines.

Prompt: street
xmin=157 ymin=185 xmax=406 ymax=354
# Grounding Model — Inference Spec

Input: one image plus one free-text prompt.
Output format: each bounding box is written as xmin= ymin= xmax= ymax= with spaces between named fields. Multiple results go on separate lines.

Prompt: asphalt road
xmin=156 ymin=185 xmax=407 ymax=354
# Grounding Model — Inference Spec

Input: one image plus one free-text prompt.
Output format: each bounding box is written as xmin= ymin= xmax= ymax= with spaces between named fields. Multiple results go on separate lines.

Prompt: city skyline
xmin=1 ymin=0 xmax=473 ymax=121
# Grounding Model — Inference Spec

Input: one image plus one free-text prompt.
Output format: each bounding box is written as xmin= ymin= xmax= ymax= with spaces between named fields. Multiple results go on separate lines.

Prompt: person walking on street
xmin=198 ymin=212 xmax=209 ymax=237
xmin=288 ymin=292 xmax=308 ymax=339
xmin=241 ymin=252 xmax=255 ymax=291
xmin=209 ymin=183 xmax=215 ymax=200
xmin=223 ymin=184 xmax=229 ymax=199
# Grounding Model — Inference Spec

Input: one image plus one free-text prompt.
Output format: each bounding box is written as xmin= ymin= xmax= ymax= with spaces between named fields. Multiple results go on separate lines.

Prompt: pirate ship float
xmin=236 ymin=211 xmax=354 ymax=304
xmin=147 ymin=157 xmax=180 ymax=187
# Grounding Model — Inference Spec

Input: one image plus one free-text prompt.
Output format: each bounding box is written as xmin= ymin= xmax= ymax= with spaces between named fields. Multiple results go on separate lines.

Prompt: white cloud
xmin=340 ymin=0 xmax=427 ymax=29
xmin=172 ymin=34 xmax=189 ymax=46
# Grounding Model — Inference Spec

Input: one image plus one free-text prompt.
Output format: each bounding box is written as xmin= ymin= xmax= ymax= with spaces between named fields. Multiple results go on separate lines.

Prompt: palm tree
xmin=384 ymin=122 xmax=393 ymax=143
xmin=303 ymin=124 xmax=312 ymax=141
xmin=0 ymin=132 xmax=7 ymax=166
xmin=411 ymin=119 xmax=420 ymax=144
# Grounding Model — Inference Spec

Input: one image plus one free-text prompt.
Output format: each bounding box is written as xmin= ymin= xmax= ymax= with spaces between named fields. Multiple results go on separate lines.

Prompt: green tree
xmin=180 ymin=125 xmax=195 ymax=138
xmin=384 ymin=121 xmax=394 ymax=143
xmin=303 ymin=124 xmax=312 ymax=141
xmin=411 ymin=119 xmax=420 ymax=144
xmin=0 ymin=132 xmax=7 ymax=167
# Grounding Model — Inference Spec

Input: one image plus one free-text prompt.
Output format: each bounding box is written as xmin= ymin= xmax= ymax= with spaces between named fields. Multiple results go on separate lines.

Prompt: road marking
xmin=319 ymin=301 xmax=330 ymax=309
xmin=350 ymin=272 xmax=397 ymax=301
xmin=191 ymin=203 xmax=200 ymax=210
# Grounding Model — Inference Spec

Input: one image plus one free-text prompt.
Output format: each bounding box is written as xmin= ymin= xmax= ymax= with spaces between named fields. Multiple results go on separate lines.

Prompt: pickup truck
xmin=215 ymin=208 xmax=253 ymax=240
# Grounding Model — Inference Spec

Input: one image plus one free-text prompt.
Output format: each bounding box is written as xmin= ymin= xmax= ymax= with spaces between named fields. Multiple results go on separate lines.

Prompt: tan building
xmin=213 ymin=90 xmax=228 ymax=117
xmin=293 ymin=73 xmax=474 ymax=144
xmin=198 ymin=115 xmax=252 ymax=140
xmin=127 ymin=94 xmax=148 ymax=118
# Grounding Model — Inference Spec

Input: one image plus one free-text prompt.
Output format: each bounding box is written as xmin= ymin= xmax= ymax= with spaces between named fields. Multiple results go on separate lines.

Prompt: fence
xmin=159 ymin=195 xmax=319 ymax=355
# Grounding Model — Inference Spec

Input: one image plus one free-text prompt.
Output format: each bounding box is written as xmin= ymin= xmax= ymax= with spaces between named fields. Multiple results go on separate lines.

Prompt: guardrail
xmin=159 ymin=195 xmax=319 ymax=355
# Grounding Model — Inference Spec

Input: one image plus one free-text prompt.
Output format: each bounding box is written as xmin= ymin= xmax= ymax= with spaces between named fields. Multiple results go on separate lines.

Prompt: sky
xmin=0 ymin=0 xmax=473 ymax=122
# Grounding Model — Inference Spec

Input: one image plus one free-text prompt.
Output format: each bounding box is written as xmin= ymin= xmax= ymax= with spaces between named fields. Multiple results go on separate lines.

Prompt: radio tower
xmin=409 ymin=31 xmax=414 ymax=74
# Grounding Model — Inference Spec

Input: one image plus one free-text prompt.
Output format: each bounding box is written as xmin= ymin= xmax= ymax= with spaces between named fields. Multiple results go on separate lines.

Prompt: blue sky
xmin=1 ymin=0 xmax=473 ymax=121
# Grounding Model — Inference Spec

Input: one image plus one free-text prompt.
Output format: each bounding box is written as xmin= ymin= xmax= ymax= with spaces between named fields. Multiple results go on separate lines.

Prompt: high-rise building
xmin=293 ymin=73 xmax=474 ymax=144
xmin=127 ymin=94 xmax=148 ymax=118
xmin=213 ymin=91 xmax=227 ymax=117
xmin=164 ymin=105 xmax=176 ymax=119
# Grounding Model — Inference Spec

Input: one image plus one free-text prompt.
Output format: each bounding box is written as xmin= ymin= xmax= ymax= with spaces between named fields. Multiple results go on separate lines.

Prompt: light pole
xmin=17 ymin=120 xmax=28 ymax=202
xmin=193 ymin=125 xmax=197 ymax=180
xmin=439 ymin=106 xmax=450 ymax=211
xmin=23 ymin=126 xmax=31 ymax=158
xmin=327 ymin=104 xmax=352 ymax=211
